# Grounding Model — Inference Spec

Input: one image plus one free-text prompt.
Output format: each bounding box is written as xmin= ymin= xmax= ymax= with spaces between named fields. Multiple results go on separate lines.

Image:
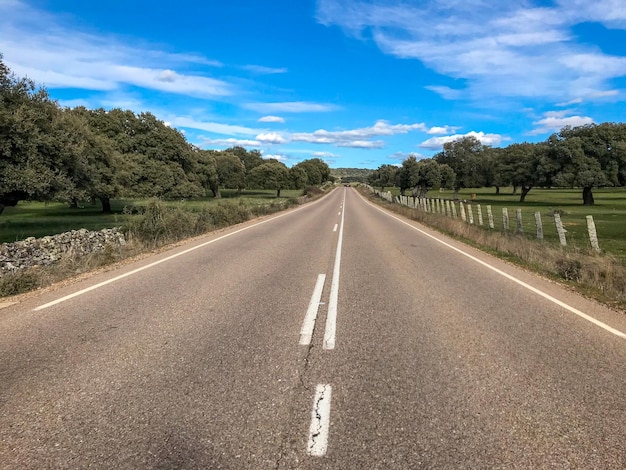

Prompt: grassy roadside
xmin=0 ymin=188 xmax=321 ymax=297
xmin=363 ymin=187 xmax=626 ymax=313
xmin=0 ymin=189 xmax=306 ymax=243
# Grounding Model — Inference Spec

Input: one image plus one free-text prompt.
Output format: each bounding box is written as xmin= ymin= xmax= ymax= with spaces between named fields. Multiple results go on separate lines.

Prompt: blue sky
xmin=2 ymin=0 xmax=626 ymax=169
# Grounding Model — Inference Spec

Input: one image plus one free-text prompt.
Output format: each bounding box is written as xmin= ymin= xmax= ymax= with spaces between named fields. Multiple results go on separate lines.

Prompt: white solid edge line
xmin=308 ymin=383 xmax=332 ymax=457
xmin=300 ymin=274 xmax=327 ymax=345
xmin=324 ymin=192 xmax=346 ymax=349
xmin=34 ymin=202 xmax=316 ymax=311
xmin=361 ymin=194 xmax=626 ymax=340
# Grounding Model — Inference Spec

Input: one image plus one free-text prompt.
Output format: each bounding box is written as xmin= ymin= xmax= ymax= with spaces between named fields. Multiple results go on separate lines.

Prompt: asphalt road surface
xmin=2 ymin=187 xmax=626 ymax=469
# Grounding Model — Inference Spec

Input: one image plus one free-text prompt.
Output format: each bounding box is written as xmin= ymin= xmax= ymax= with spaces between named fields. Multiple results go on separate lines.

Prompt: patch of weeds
xmin=0 ymin=270 xmax=39 ymax=296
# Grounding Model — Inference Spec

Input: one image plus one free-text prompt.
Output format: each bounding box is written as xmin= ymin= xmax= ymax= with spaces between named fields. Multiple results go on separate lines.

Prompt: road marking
xmin=363 ymin=195 xmax=626 ymax=340
xmin=0 ymin=301 xmax=16 ymax=310
xmin=308 ymin=384 xmax=332 ymax=457
xmin=300 ymin=274 xmax=327 ymax=345
xmin=34 ymin=201 xmax=319 ymax=311
xmin=324 ymin=192 xmax=346 ymax=349
xmin=333 ymin=224 xmax=338 ymax=232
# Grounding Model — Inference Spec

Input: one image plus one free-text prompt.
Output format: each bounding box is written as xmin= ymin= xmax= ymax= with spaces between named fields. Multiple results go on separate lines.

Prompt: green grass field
xmin=0 ymin=189 xmax=304 ymax=243
xmin=385 ymin=186 xmax=626 ymax=261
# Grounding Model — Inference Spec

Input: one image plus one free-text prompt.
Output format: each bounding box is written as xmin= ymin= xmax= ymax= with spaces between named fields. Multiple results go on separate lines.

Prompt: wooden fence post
xmin=487 ymin=205 xmax=494 ymax=229
xmin=586 ymin=215 xmax=600 ymax=252
xmin=460 ymin=202 xmax=467 ymax=222
xmin=502 ymin=208 xmax=509 ymax=231
xmin=554 ymin=213 xmax=567 ymax=246
xmin=516 ymin=209 xmax=524 ymax=234
xmin=451 ymin=201 xmax=458 ymax=218
xmin=477 ymin=204 xmax=484 ymax=226
xmin=468 ymin=204 xmax=474 ymax=224
xmin=445 ymin=200 xmax=452 ymax=217
xmin=534 ymin=212 xmax=543 ymax=240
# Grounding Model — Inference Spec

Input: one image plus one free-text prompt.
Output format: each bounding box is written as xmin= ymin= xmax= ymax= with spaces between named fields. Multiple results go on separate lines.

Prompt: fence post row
xmin=371 ymin=189 xmax=601 ymax=251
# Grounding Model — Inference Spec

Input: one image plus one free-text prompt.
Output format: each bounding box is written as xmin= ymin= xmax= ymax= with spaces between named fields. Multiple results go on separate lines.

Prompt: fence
xmin=371 ymin=189 xmax=601 ymax=252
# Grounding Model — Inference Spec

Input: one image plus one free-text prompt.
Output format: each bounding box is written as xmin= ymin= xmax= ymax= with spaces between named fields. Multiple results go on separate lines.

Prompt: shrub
xmin=0 ymin=271 xmax=39 ymax=296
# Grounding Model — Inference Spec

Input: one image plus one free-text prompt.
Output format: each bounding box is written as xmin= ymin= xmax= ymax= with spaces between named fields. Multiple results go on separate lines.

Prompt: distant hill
xmin=331 ymin=168 xmax=374 ymax=183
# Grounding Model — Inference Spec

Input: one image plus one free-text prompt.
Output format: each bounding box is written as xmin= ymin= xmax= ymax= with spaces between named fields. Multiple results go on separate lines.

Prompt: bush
xmin=303 ymin=186 xmax=324 ymax=196
xmin=122 ymin=199 xmax=253 ymax=247
xmin=0 ymin=271 xmax=39 ymax=296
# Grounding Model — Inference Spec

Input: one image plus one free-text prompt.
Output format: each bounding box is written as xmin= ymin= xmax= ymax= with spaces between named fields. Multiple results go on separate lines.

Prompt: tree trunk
xmin=399 ymin=187 xmax=405 ymax=196
xmin=519 ymin=186 xmax=532 ymax=203
xmin=276 ymin=188 xmax=281 ymax=197
xmin=495 ymin=186 xmax=500 ymax=195
xmin=100 ymin=196 xmax=112 ymax=214
xmin=211 ymin=188 xmax=221 ymax=198
xmin=512 ymin=186 xmax=518 ymax=194
xmin=582 ymin=186 xmax=595 ymax=205
xmin=453 ymin=188 xmax=460 ymax=200
xmin=0 ymin=204 xmax=5 ymax=215
xmin=69 ymin=197 xmax=79 ymax=209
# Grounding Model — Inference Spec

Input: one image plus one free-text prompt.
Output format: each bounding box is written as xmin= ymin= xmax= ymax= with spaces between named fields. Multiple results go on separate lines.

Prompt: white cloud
xmin=171 ymin=117 xmax=260 ymax=136
xmin=317 ymin=0 xmax=626 ymax=103
xmin=256 ymin=132 xmax=288 ymax=144
xmin=312 ymin=151 xmax=338 ymax=158
xmin=425 ymin=86 xmax=463 ymax=100
xmin=337 ymin=140 xmax=385 ymax=149
xmin=258 ymin=115 xmax=285 ymax=123
xmin=0 ymin=1 xmax=233 ymax=99
xmin=262 ymin=153 xmax=288 ymax=162
xmin=530 ymin=111 xmax=594 ymax=135
xmin=419 ymin=131 xmax=507 ymax=150
xmin=242 ymin=65 xmax=287 ymax=74
xmin=200 ymin=137 xmax=261 ymax=147
xmin=244 ymin=101 xmax=340 ymax=113
xmin=427 ymin=125 xmax=460 ymax=135
xmin=291 ymin=119 xmax=426 ymax=147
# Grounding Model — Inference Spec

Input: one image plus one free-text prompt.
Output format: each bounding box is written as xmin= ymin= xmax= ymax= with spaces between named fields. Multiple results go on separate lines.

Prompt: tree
xmin=193 ymin=150 xmax=220 ymax=197
xmin=494 ymin=142 xmax=555 ymax=203
xmin=64 ymin=107 xmax=124 ymax=213
xmin=215 ymin=152 xmax=246 ymax=195
xmin=369 ymin=164 xmax=397 ymax=192
xmin=559 ymin=123 xmax=626 ymax=187
xmin=0 ymin=55 xmax=75 ymax=214
xmin=246 ymin=161 xmax=290 ymax=197
xmin=547 ymin=134 xmax=606 ymax=205
xmin=433 ymin=136 xmax=487 ymax=199
xmin=293 ymin=158 xmax=332 ymax=186
xmin=395 ymin=156 xmax=420 ymax=196
xmin=412 ymin=159 xmax=455 ymax=197
xmin=289 ymin=166 xmax=308 ymax=190
xmin=226 ymin=146 xmax=264 ymax=172
xmin=92 ymin=109 xmax=204 ymax=199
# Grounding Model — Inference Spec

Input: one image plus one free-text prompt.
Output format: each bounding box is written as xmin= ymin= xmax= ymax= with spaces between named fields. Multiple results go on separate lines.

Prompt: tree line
xmin=370 ymin=123 xmax=626 ymax=205
xmin=0 ymin=55 xmax=332 ymax=214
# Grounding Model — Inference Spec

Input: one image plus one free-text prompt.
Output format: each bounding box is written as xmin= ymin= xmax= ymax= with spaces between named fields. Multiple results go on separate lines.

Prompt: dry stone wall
xmin=0 ymin=228 xmax=125 ymax=277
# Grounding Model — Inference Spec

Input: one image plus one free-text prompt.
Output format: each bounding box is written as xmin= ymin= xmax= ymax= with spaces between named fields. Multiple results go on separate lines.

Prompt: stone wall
xmin=0 ymin=228 xmax=126 ymax=277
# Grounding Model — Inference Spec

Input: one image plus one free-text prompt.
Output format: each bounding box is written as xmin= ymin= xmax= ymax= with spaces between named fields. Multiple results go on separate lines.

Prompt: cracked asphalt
xmin=2 ymin=188 xmax=626 ymax=469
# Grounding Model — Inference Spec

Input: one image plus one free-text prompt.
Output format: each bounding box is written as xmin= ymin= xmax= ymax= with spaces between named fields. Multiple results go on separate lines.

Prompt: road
xmin=1 ymin=187 xmax=626 ymax=469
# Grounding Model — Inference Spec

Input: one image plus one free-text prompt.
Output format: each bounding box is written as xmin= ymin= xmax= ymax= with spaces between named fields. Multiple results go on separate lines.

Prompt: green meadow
xmin=0 ymin=189 xmax=304 ymax=244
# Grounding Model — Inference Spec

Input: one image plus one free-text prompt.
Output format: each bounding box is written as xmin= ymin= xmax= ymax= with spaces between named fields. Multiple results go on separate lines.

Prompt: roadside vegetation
xmin=0 ymin=191 xmax=321 ymax=297
xmin=363 ymin=186 xmax=626 ymax=311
